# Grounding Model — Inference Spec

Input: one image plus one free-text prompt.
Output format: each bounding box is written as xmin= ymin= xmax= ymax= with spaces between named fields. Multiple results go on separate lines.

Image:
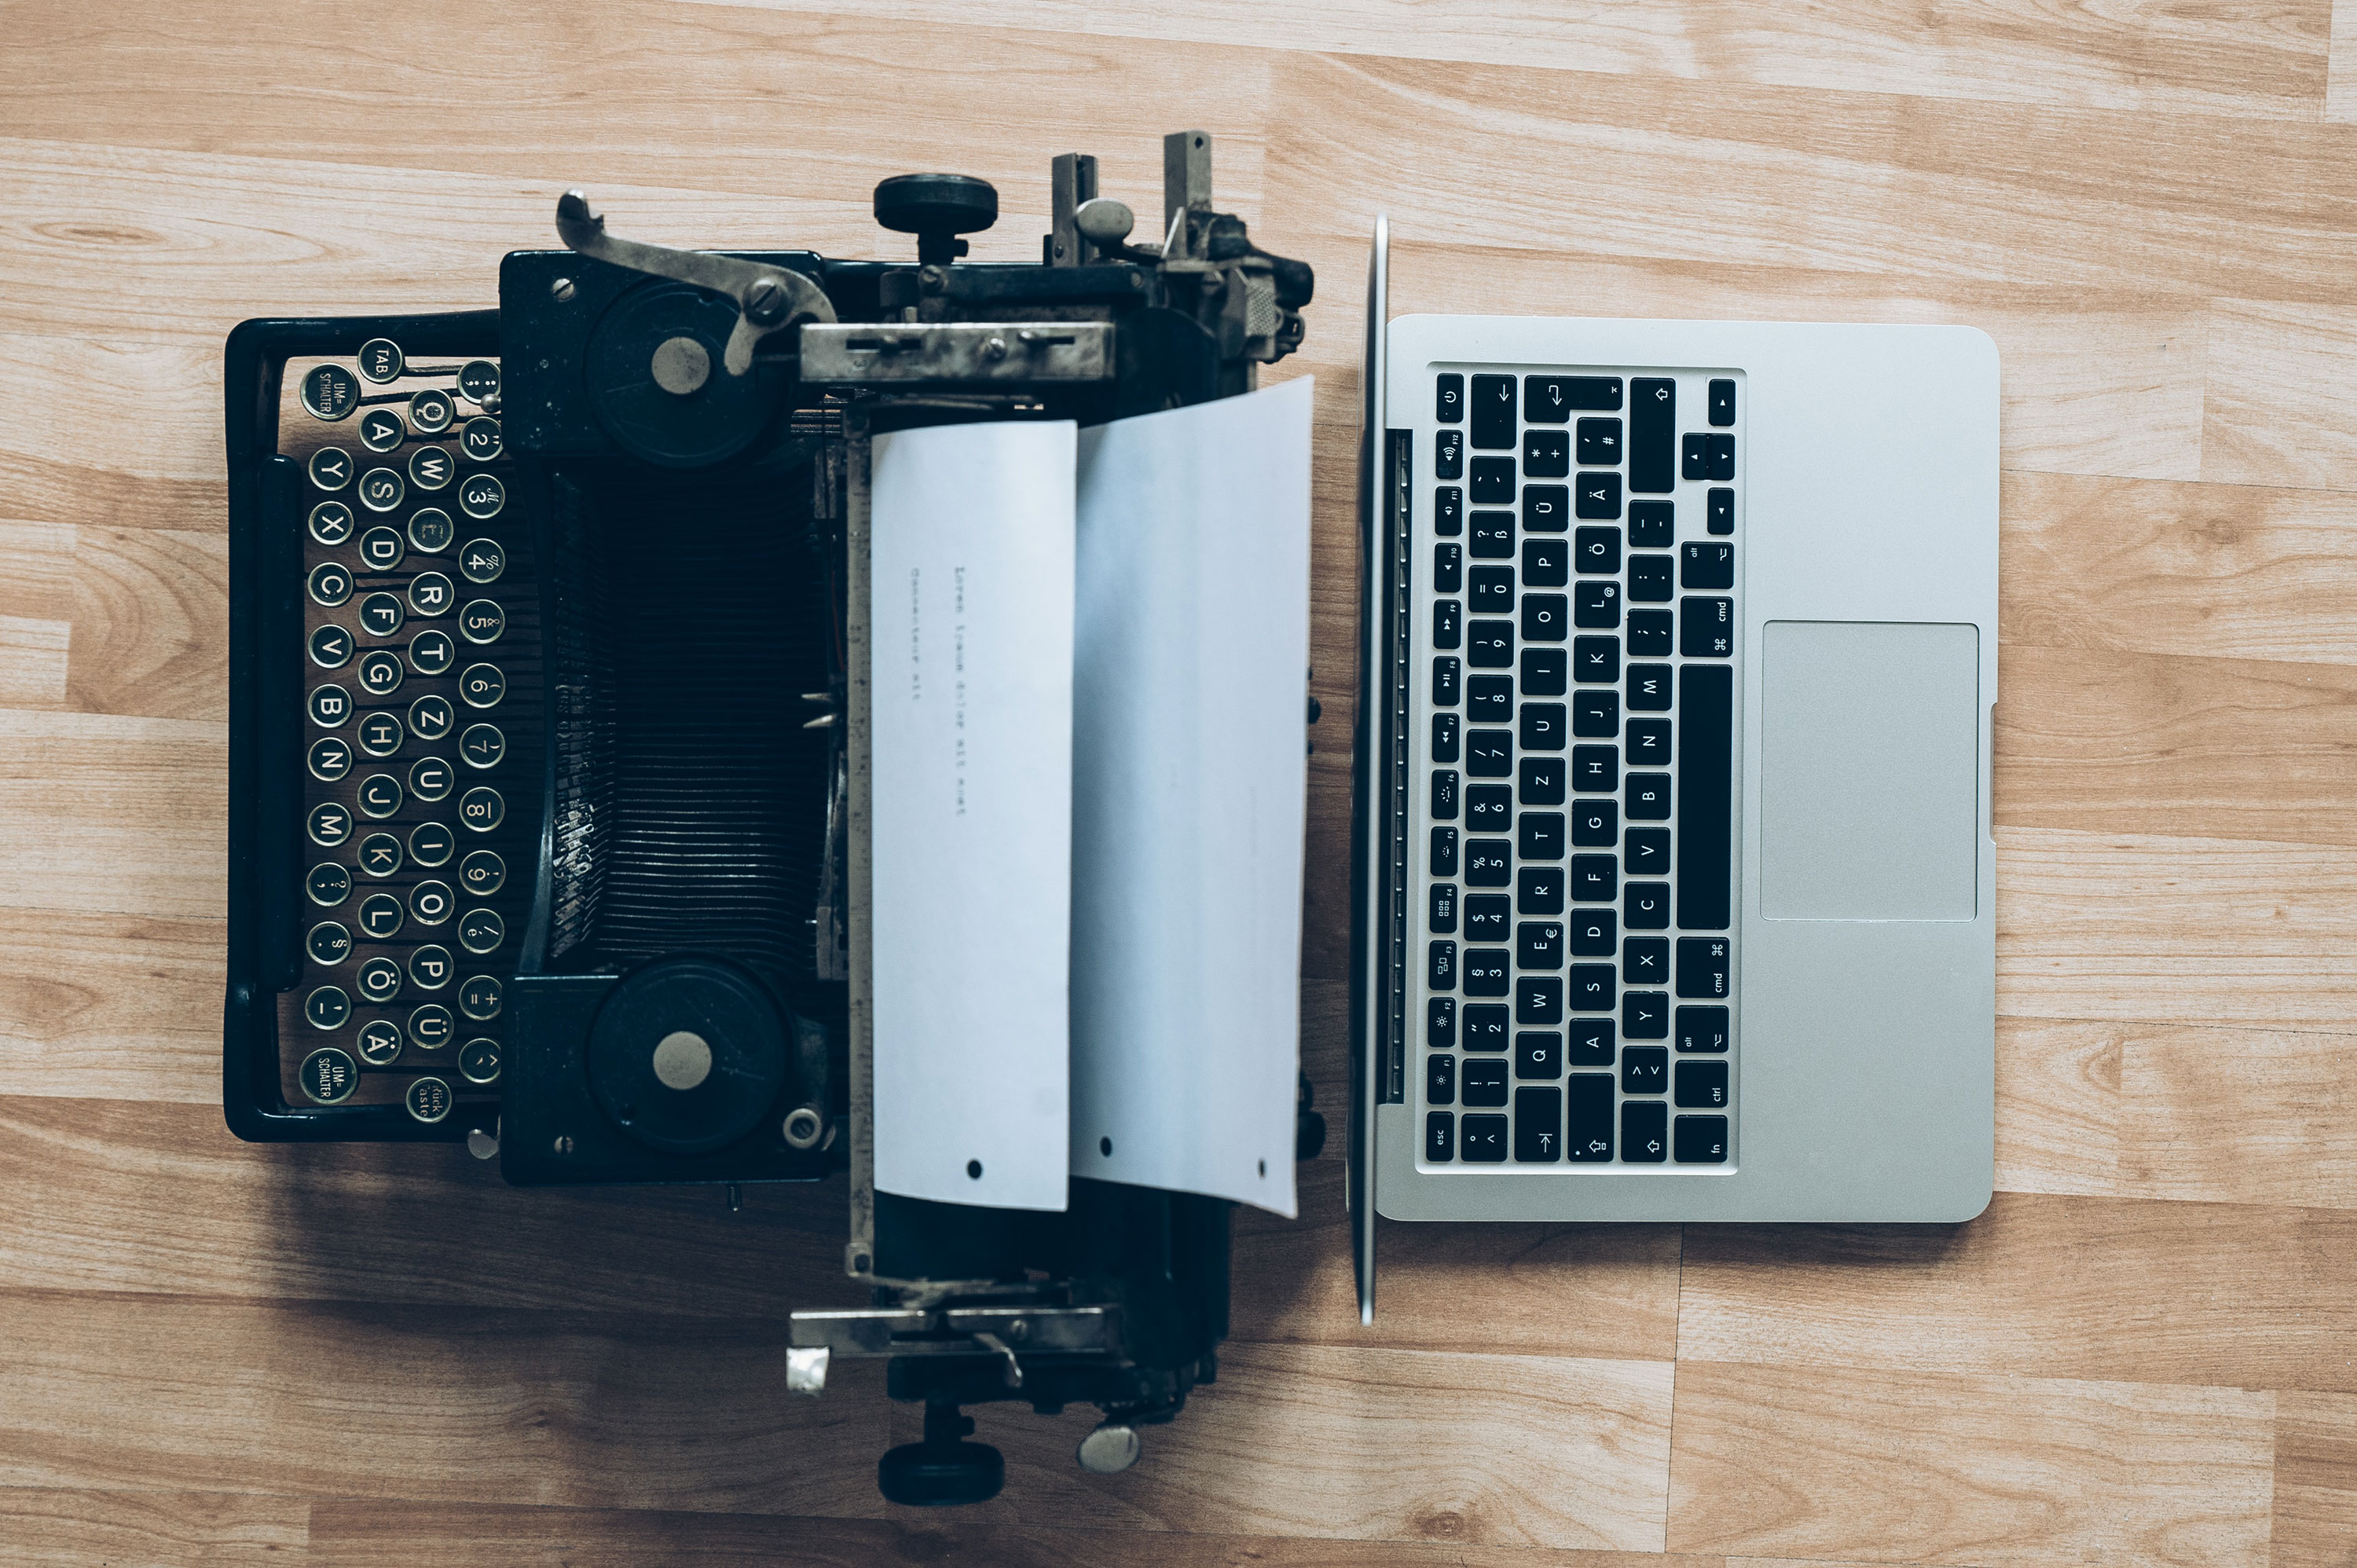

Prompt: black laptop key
xmin=1516 ymin=1031 xmax=1562 ymax=1079
xmin=1623 ymin=990 xmax=1668 ymax=1039
xmin=1519 ymin=812 xmax=1564 ymax=859
xmin=1522 ymin=485 xmax=1569 ymax=532
xmin=1628 ymin=500 xmax=1673 ymax=549
xmin=1471 ymin=374 xmax=1516 ymax=448
xmin=1466 ymin=729 xmax=1511 ymax=777
xmin=1574 ymin=582 xmax=1620 ymax=629
xmin=1433 ymin=542 xmax=1462 ymax=594
xmin=1567 ymin=1018 xmax=1615 ymax=1066
xmin=1434 ymin=599 xmax=1461 ymax=650
xmin=1435 ymin=486 xmax=1463 ymax=536
xmin=1676 ymin=1059 xmax=1729 ymax=1108
xmin=1674 ymin=1115 xmax=1728 ymax=1163
xmin=1429 ymin=881 xmax=1458 ymax=933
xmin=1515 ymin=1087 xmax=1563 ymax=1162
xmin=1523 ymin=537 xmax=1569 ymax=587
xmin=1431 ymin=713 xmax=1460 ymax=764
xmin=1468 ymin=619 xmax=1513 ymax=668
xmin=1519 ymin=702 xmax=1566 ymax=752
xmin=1461 ymin=1057 xmax=1509 ymax=1106
xmin=1709 ymin=378 xmax=1736 ymax=427
xmin=1576 ymin=417 xmax=1622 ymax=467
xmin=1567 ymin=964 xmax=1613 ymax=1012
xmin=1676 ymin=1004 xmax=1729 ymax=1053
xmin=1681 ymin=541 xmax=1735 ymax=591
xmin=1625 ymin=881 xmax=1670 ymax=929
xmin=1707 ymin=487 xmax=1734 ymax=534
xmin=1573 ymin=689 xmax=1618 ymax=737
xmin=1677 ymin=662 xmax=1734 ymax=931
xmin=1627 ymin=610 xmax=1672 ymax=658
xmin=1466 ymin=784 xmax=1511 ymax=833
xmin=1428 ymin=996 xmax=1457 ymax=1047
xmin=1573 ymin=744 xmax=1619 ymax=793
xmin=1517 ymin=920 xmax=1564 ymax=969
xmin=1571 ymin=852 xmax=1616 ymax=902
xmin=1627 ymin=664 xmax=1672 ymax=711
xmin=1574 ymin=635 xmax=1620 ymax=684
xmin=1435 ymin=374 xmax=1464 ymax=423
xmin=1576 ymin=526 xmax=1622 ymax=576
xmin=1465 ymin=894 xmax=1508 ymax=942
xmin=1567 ymin=1075 xmax=1615 ymax=1160
xmin=1681 ymin=597 xmax=1733 ymax=658
xmin=1468 ymin=674 xmax=1513 ymax=720
xmin=1569 ymin=907 xmax=1615 ymax=957
xmin=1435 ymin=429 xmax=1462 ymax=479
xmin=1521 ymin=647 xmax=1567 ymax=696
xmin=1622 ymin=1046 xmax=1666 ymax=1095
xmin=1469 ymin=566 xmax=1514 ymax=613
xmin=1571 ymin=800 xmax=1617 ymax=847
xmin=1516 ymin=976 xmax=1563 ymax=1026
xmin=1629 ymin=555 xmax=1673 ymax=603
xmin=1432 ymin=823 xmax=1462 ymax=875
xmin=1426 ymin=1112 xmax=1455 ymax=1161
xmin=1681 ymin=431 xmax=1736 ymax=482
xmin=1428 ymin=940 xmax=1457 ymax=991
xmin=1464 ymin=949 xmax=1509 ymax=996
xmin=1623 ymin=1100 xmax=1669 ymax=1163
xmin=1431 ymin=769 xmax=1460 ymax=820
xmin=1519 ymin=756 xmax=1566 ymax=805
xmin=1626 ymin=772 xmax=1670 ymax=821
xmin=1466 ymin=838 xmax=1512 ymax=886
xmin=1625 ymin=826 xmax=1670 ymax=877
xmin=1575 ymin=471 xmax=1622 ymax=519
xmin=1428 ymin=1052 xmax=1457 ymax=1105
xmin=1522 ymin=594 xmax=1567 ymax=642
xmin=1527 ymin=375 xmax=1621 ymax=419
xmin=1517 ymin=865 xmax=1565 ymax=914
xmin=1677 ymin=936 xmax=1732 ymax=999
xmin=1461 ymin=1114 xmax=1508 ymax=1162
xmin=1523 ymin=428 xmax=1570 ymax=478
xmin=1626 ymin=718 xmax=1670 ymax=766
xmin=1434 ymin=658 xmax=1461 ymax=708
xmin=1630 ymin=377 xmax=1675 ymax=492
xmin=1622 ymin=936 xmax=1667 ymax=986
xmin=1464 ymin=1004 xmax=1509 ymax=1050
xmin=1471 ymin=456 xmax=1516 ymax=503
xmin=1471 ymin=511 xmax=1516 ymax=559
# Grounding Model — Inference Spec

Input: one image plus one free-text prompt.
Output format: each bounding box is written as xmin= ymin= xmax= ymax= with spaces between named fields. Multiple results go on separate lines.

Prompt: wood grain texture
xmin=4 ymin=0 xmax=2355 ymax=1559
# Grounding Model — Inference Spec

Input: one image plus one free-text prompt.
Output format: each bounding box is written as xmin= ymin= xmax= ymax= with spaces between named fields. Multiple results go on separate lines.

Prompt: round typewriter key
xmin=408 ymin=628 xmax=454 ymax=675
xmin=458 ymin=1037 xmax=500 ymax=1085
xmin=308 ymin=736 xmax=354 ymax=782
xmin=409 ymin=756 xmax=453 ymax=802
xmin=408 ymin=388 xmax=455 ymax=434
xmin=407 ymin=1074 xmax=453 ymax=1122
xmin=303 ymin=987 xmax=351 ymax=1031
xmin=356 ymin=954 xmax=402 ymax=1003
xmin=307 ymin=683 xmax=350 ymax=727
xmin=358 ymin=407 xmax=405 ymax=452
xmin=461 ymin=416 xmax=502 ymax=461
xmin=357 ymin=710 xmax=402 ymax=757
xmin=306 ymin=800 xmax=352 ymax=847
xmin=306 ymin=921 xmax=351 ymax=966
xmin=456 ymin=359 xmax=500 ymax=405
xmin=357 ymin=338 xmax=404 ymax=383
xmin=458 ymin=907 xmax=503 ymax=954
xmin=459 ymin=537 xmax=505 ymax=584
xmin=308 ymin=624 xmax=353 ymax=670
xmin=357 ymin=772 xmax=402 ymax=819
xmin=408 ymin=1004 xmax=454 ymax=1050
xmin=357 ymin=526 xmax=405 ymax=572
xmin=306 ymin=862 xmax=352 ymax=907
xmin=409 ymin=571 xmax=454 ymax=617
xmin=358 ymin=592 xmax=405 ymax=638
xmin=409 ymin=877 xmax=454 ymax=925
xmin=458 ymin=473 xmax=504 ymax=519
xmin=357 ymin=466 xmax=405 ymax=513
xmin=459 ymin=723 xmax=504 ymax=770
xmin=299 ymin=1046 xmax=358 ymax=1104
xmin=300 ymin=363 xmax=360 ymax=421
xmin=407 ymin=506 xmax=454 ymax=555
xmin=408 ymin=693 xmax=454 ymax=741
xmin=409 ymin=445 xmax=455 ymax=495
xmin=356 ymin=1018 xmax=403 ymax=1064
xmin=357 ymin=832 xmax=402 ymax=877
xmin=460 ymin=599 xmax=504 ymax=644
xmin=357 ymin=649 xmax=403 ymax=698
xmin=458 ymin=786 xmax=504 ymax=833
xmin=357 ymin=892 xmax=403 ymax=939
xmin=409 ymin=943 xmax=453 ymax=991
xmin=459 ymin=663 xmax=504 ymax=709
xmin=459 ymin=849 xmax=505 ymax=897
xmin=307 ymin=562 xmax=354 ymax=607
xmin=308 ymin=500 xmax=355 ymax=545
xmin=459 ymin=973 xmax=503 ymax=1021
xmin=307 ymin=446 xmax=354 ymax=491
xmin=409 ymin=822 xmax=455 ymax=868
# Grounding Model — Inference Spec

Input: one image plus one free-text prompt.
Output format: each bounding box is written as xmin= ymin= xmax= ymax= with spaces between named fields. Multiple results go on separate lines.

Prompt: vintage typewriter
xmin=223 ymin=132 xmax=1315 ymax=1504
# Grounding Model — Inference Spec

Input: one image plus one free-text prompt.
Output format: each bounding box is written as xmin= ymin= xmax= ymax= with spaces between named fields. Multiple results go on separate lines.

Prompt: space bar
xmin=1676 ymin=663 xmax=1733 ymax=931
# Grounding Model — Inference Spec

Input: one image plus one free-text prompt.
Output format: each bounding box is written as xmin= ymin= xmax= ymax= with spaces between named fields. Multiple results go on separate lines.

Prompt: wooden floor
xmin=5 ymin=0 xmax=2357 ymax=1559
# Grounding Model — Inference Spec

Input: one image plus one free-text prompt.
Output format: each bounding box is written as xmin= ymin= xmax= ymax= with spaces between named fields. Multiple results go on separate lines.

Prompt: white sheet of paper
xmin=870 ymin=419 xmax=1076 ymax=1212
xmin=1069 ymin=377 xmax=1314 ymax=1217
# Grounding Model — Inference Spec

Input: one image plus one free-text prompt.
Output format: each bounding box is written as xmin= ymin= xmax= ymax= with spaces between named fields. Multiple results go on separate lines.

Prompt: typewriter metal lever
xmin=554 ymin=189 xmax=837 ymax=376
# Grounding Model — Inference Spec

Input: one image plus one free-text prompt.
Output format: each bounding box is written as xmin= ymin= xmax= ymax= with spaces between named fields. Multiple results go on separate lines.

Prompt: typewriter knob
xmin=873 ymin=174 xmax=998 ymax=266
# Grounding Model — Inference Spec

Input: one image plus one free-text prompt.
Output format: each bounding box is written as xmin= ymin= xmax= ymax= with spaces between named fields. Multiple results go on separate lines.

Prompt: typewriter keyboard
xmin=282 ymin=344 xmax=538 ymax=1121
xmin=1417 ymin=368 xmax=1738 ymax=1171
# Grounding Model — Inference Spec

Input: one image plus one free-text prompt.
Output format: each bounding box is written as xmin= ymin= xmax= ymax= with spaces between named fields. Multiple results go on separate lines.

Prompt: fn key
xmin=1514 ymin=1086 xmax=1562 ymax=1162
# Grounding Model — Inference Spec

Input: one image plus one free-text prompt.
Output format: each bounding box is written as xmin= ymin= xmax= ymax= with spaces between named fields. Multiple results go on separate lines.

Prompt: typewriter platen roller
xmin=223 ymin=133 xmax=1315 ymax=1504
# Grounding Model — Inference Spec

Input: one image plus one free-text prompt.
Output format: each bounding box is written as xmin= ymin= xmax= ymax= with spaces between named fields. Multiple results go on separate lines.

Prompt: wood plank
xmin=0 ymin=1097 xmax=867 ymax=1315
xmin=0 ymin=709 xmax=222 ymax=921
xmin=911 ymin=1341 xmax=1673 ymax=1550
xmin=1992 ymin=1017 xmax=2119 ymax=1200
xmin=2119 ymin=1021 xmax=2357 ymax=1207
xmin=2275 ymin=1390 xmax=2357 ymax=1568
xmin=1676 ymin=1190 xmax=2357 ymax=1394
xmin=0 ymin=616 xmax=71 ymax=709
xmin=2202 ymin=299 xmax=2357 ymax=492
xmin=0 ymin=332 xmax=226 ymax=527
xmin=0 ymin=912 xmax=223 ymax=1104
xmin=0 ymin=1485 xmax=306 ymax=1566
xmin=1996 ymin=826 xmax=2357 ymax=1030
xmin=67 ymin=526 xmax=226 ymax=722
xmin=1665 ymin=1360 xmax=2273 ymax=1565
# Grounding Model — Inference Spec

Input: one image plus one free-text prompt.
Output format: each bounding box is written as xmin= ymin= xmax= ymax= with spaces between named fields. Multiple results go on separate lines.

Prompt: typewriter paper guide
xmin=869 ymin=420 xmax=1077 ymax=1212
xmin=1070 ymin=376 xmax=1313 ymax=1218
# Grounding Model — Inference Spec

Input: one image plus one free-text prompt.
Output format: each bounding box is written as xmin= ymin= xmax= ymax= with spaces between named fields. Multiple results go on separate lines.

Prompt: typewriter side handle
xmin=222 ymin=311 xmax=500 ymax=1141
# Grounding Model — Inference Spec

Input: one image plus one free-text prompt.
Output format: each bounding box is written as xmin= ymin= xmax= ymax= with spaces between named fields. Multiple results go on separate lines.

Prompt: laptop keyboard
xmin=1417 ymin=368 xmax=1738 ymax=1170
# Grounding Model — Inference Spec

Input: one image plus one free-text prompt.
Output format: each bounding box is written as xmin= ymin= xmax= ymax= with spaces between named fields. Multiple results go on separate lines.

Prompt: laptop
xmin=1349 ymin=218 xmax=1998 ymax=1316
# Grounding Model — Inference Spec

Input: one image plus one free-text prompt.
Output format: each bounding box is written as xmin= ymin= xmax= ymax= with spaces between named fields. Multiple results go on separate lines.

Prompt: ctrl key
xmin=1675 ymin=1114 xmax=1729 ymax=1163
xmin=298 ymin=1046 xmax=358 ymax=1105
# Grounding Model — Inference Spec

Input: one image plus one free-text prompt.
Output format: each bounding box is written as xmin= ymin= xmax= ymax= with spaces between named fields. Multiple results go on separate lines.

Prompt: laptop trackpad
xmin=1761 ymin=621 xmax=1981 ymax=921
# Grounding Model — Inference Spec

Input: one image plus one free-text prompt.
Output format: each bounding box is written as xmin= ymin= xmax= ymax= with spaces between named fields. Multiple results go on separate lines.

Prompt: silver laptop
xmin=1349 ymin=218 xmax=1997 ymax=1316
